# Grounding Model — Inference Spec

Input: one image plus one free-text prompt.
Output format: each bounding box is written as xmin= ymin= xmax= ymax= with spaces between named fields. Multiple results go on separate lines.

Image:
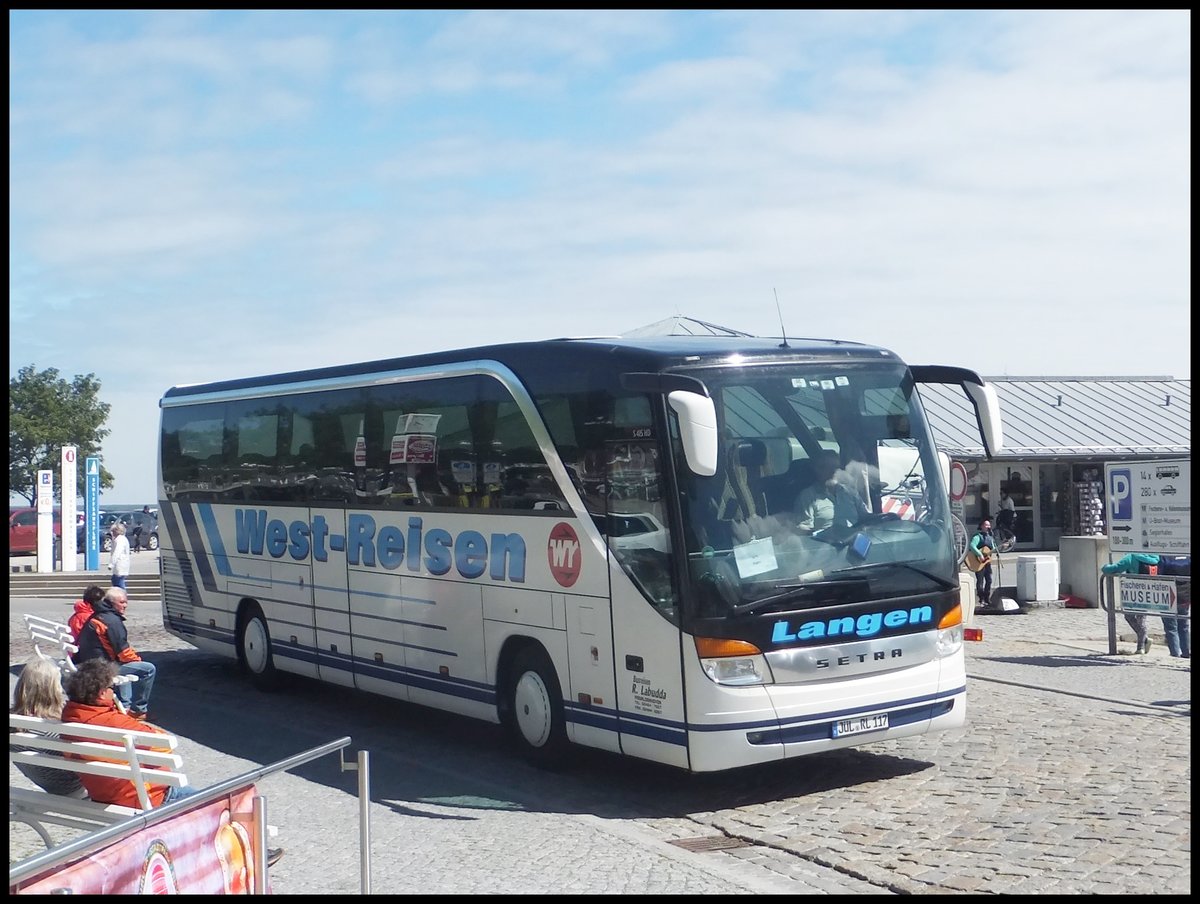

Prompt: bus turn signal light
xmin=694 ymin=636 xmax=763 ymax=658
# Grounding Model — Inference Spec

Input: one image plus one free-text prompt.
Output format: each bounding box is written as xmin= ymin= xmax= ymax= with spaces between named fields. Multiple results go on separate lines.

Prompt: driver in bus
xmin=794 ymin=449 xmax=867 ymax=534
xmin=729 ymin=447 xmax=868 ymax=547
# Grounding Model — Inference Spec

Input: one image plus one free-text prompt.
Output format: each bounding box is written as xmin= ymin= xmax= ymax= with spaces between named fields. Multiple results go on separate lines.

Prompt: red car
xmin=8 ymin=507 xmax=63 ymax=555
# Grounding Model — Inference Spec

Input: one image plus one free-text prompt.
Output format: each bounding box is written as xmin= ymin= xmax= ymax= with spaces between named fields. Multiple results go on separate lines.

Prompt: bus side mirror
xmin=963 ymin=381 xmax=1003 ymax=458
xmin=668 ymin=390 xmax=718 ymax=477
xmin=910 ymin=365 xmax=1004 ymax=459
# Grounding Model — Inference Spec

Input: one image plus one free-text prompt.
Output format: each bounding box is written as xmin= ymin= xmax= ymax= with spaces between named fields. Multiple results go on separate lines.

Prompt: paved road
xmin=10 ymin=552 xmax=1190 ymax=894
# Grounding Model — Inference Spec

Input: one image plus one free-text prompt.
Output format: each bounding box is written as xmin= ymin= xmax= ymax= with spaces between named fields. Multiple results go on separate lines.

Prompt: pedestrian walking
xmin=1157 ymin=555 xmax=1191 ymax=658
xmin=1101 ymin=552 xmax=1160 ymax=653
xmin=132 ymin=505 xmax=153 ymax=553
xmin=108 ymin=522 xmax=131 ymax=590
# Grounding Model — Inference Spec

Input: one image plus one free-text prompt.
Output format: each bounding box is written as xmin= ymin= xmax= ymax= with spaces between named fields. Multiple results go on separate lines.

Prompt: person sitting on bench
xmin=10 ymin=656 xmax=87 ymax=798
xmin=73 ymin=588 xmax=157 ymax=720
xmin=61 ymin=659 xmax=198 ymax=808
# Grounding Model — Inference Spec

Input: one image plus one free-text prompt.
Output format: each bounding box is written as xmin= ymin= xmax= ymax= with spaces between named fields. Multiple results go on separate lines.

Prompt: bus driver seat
xmin=726 ymin=438 xmax=768 ymax=520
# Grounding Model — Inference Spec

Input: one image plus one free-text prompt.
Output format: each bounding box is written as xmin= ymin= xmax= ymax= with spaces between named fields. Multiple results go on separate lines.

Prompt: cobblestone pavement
xmin=9 ymin=553 xmax=1190 ymax=894
xmin=635 ymin=603 xmax=1190 ymax=894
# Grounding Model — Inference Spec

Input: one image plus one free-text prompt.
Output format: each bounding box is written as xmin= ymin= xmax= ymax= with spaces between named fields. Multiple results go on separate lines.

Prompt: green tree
xmin=9 ymin=365 xmax=113 ymax=505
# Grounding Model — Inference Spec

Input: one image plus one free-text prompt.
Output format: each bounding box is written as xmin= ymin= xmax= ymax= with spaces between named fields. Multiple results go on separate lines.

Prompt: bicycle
xmin=994 ymin=510 xmax=1017 ymax=553
xmin=993 ymin=524 xmax=1017 ymax=554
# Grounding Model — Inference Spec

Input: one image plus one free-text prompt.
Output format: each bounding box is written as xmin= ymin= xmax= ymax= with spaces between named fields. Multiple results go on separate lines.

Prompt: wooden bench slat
xmin=10 ymin=787 xmax=137 ymax=821
xmin=9 ymin=712 xmax=190 ymax=848
xmin=21 ymin=615 xmax=139 ymax=701
xmin=11 ymin=749 xmax=187 ymax=779
xmin=9 ymin=715 xmax=172 ymax=747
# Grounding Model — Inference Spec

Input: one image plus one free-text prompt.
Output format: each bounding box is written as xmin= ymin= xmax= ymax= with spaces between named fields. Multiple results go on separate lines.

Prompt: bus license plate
xmin=832 ymin=713 xmax=888 ymax=738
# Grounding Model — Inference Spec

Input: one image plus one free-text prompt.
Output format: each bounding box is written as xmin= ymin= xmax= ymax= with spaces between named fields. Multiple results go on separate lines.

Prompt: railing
xmin=10 ymin=736 xmax=372 ymax=894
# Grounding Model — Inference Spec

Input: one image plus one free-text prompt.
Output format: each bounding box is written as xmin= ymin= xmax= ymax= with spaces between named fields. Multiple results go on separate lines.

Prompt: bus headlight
xmin=936 ymin=624 xmax=963 ymax=657
xmin=936 ymin=604 xmax=964 ymax=657
xmin=694 ymin=637 xmax=772 ymax=686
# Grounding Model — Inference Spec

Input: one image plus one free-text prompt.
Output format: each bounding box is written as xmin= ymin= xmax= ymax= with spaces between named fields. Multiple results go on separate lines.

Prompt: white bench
xmin=23 ymin=613 xmax=137 ymax=714
xmin=24 ymin=613 xmax=79 ymax=667
xmin=9 ymin=712 xmax=188 ymax=849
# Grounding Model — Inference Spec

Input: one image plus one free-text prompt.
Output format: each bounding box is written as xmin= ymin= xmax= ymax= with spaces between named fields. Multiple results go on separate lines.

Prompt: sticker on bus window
xmin=734 ymin=537 xmax=777 ymax=578
xmin=404 ymin=434 xmax=437 ymax=464
xmin=389 ymin=435 xmax=407 ymax=464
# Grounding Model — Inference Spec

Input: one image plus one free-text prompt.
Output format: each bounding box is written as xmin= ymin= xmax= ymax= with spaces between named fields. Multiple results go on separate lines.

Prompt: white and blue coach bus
xmin=158 ymin=335 xmax=1001 ymax=773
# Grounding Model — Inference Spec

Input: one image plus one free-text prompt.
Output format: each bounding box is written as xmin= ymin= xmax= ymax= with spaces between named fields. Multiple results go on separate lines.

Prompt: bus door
xmin=602 ymin=439 xmax=691 ymax=770
xmin=310 ymin=506 xmax=357 ymax=690
xmin=562 ymin=575 xmax=621 ymax=756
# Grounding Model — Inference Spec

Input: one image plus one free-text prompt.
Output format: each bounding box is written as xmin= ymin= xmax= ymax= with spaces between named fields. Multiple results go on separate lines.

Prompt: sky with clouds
xmin=9 ymin=9 xmax=1191 ymax=504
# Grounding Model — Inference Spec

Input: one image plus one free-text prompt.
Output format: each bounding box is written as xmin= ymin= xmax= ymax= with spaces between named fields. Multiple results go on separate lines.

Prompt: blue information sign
xmin=85 ymin=457 xmax=100 ymax=571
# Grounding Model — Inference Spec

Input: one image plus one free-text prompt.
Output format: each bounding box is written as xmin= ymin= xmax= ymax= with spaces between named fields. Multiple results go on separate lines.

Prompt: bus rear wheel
xmin=237 ymin=602 xmax=279 ymax=691
xmin=504 ymin=646 xmax=569 ymax=770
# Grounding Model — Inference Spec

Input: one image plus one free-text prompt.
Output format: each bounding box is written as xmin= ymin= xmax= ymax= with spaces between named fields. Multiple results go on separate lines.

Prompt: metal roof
xmin=918 ymin=376 xmax=1191 ymax=460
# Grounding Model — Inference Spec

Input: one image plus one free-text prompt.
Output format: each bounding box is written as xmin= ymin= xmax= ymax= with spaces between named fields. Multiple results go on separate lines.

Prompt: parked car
xmin=76 ymin=511 xmax=121 ymax=551
xmin=123 ymin=509 xmax=160 ymax=551
xmin=76 ymin=510 xmax=159 ymax=552
xmin=604 ymin=511 xmax=670 ymax=554
xmin=8 ymin=507 xmax=62 ymax=555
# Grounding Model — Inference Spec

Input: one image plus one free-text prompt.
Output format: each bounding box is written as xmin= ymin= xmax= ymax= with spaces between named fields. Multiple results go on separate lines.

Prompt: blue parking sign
xmin=1109 ymin=467 xmax=1132 ymax=521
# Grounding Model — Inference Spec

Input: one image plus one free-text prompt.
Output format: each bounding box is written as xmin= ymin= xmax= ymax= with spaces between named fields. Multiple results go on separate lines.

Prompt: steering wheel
xmin=859 ymin=511 xmax=901 ymax=525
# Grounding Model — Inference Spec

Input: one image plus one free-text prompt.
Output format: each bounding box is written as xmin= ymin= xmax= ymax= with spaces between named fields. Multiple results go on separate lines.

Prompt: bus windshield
xmin=674 ymin=362 xmax=957 ymax=618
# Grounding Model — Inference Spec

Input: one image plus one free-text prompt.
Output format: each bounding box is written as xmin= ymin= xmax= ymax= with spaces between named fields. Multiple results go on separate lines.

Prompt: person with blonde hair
xmin=10 ymin=656 xmax=87 ymax=798
xmin=109 ymin=521 xmax=131 ymax=590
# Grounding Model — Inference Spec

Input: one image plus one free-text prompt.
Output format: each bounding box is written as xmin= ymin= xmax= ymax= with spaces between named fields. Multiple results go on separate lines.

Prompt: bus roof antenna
xmin=774 ymin=288 xmax=790 ymax=348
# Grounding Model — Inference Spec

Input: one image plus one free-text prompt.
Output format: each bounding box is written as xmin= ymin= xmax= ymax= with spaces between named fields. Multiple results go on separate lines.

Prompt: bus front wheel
xmin=504 ymin=646 xmax=569 ymax=770
xmin=237 ymin=603 xmax=279 ymax=691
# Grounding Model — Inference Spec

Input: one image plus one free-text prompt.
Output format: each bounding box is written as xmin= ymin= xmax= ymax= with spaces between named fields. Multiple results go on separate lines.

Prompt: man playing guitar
xmin=969 ymin=518 xmax=997 ymax=610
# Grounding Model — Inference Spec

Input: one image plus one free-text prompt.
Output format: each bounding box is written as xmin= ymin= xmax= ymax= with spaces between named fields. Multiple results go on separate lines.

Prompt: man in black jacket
xmin=73 ymin=587 xmax=157 ymax=719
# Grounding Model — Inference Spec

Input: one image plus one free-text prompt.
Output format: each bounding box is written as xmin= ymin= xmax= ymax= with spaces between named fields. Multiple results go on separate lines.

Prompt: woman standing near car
xmin=108 ymin=522 xmax=131 ymax=590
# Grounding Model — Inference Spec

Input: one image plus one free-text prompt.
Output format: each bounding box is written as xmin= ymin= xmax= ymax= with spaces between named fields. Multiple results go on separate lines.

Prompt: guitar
xmin=964 ymin=545 xmax=993 ymax=573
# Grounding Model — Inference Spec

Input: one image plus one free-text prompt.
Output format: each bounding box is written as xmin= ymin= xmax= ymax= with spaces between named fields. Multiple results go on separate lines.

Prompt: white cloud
xmin=8 ymin=9 xmax=1190 ymax=501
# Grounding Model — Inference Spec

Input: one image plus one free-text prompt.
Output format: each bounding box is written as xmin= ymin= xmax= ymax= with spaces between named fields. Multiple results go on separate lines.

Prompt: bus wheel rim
xmin=244 ymin=618 xmax=270 ymax=674
xmin=513 ymin=671 xmax=552 ymax=747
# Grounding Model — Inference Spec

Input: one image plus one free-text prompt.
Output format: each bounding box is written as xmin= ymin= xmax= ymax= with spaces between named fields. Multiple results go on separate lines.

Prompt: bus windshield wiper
xmin=824 ymin=560 xmax=958 ymax=591
xmin=731 ymin=579 xmax=866 ymax=617
xmin=732 ymin=561 xmax=956 ymax=616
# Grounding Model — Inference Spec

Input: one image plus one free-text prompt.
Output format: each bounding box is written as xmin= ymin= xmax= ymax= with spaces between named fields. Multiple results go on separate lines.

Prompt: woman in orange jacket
xmin=61 ymin=659 xmax=196 ymax=809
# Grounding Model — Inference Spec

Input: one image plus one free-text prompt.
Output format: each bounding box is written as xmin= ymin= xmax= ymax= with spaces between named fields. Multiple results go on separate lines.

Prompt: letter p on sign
xmin=1109 ymin=468 xmax=1132 ymax=521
